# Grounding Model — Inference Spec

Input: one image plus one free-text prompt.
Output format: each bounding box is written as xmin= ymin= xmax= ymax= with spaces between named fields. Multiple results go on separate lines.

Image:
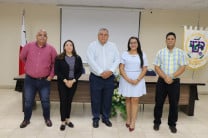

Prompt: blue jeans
xmin=89 ymin=73 xmax=115 ymax=121
xmin=24 ymin=75 xmax=51 ymax=121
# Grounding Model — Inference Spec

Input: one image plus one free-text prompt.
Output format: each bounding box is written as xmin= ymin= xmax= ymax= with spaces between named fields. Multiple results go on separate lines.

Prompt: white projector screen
xmin=61 ymin=7 xmax=140 ymax=63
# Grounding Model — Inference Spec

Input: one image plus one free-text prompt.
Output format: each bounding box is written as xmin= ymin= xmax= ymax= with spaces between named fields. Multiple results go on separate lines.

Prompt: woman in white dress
xmin=119 ymin=36 xmax=148 ymax=131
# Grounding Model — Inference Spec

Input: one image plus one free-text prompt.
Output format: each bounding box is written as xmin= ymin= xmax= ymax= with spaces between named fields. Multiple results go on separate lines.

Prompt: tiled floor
xmin=0 ymin=89 xmax=208 ymax=138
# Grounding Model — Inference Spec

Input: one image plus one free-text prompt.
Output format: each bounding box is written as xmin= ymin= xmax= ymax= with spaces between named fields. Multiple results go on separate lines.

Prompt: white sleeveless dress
xmin=118 ymin=51 xmax=148 ymax=97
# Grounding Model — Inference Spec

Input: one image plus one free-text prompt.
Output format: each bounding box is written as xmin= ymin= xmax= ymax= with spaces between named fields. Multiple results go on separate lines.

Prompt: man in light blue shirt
xmin=153 ymin=32 xmax=188 ymax=133
xmin=87 ymin=28 xmax=120 ymax=128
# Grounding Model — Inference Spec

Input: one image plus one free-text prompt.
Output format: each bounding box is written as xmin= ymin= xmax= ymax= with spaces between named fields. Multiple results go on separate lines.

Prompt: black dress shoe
xmin=153 ymin=124 xmax=160 ymax=131
xmin=102 ymin=120 xmax=112 ymax=127
xmin=93 ymin=121 xmax=99 ymax=128
xmin=20 ymin=120 xmax=30 ymax=128
xmin=66 ymin=122 xmax=74 ymax=128
xmin=169 ymin=126 xmax=177 ymax=133
xmin=45 ymin=119 xmax=52 ymax=127
xmin=60 ymin=124 xmax=65 ymax=131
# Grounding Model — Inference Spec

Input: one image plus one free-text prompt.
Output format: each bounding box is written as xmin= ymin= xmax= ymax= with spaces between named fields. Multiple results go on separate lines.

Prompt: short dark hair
xmin=166 ymin=32 xmax=176 ymax=39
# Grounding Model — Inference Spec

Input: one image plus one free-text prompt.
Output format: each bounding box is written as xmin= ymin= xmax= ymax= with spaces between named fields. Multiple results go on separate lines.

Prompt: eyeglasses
xmin=130 ymin=42 xmax=137 ymax=44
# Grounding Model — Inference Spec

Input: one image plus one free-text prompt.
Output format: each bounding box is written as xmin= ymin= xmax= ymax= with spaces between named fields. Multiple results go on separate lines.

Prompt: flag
xmin=19 ymin=9 xmax=26 ymax=75
xmin=183 ymin=25 xmax=208 ymax=69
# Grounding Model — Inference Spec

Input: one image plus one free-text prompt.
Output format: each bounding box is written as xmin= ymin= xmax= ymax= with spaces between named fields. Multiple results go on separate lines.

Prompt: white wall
xmin=139 ymin=9 xmax=208 ymax=93
xmin=0 ymin=3 xmax=207 ymax=93
xmin=0 ymin=3 xmax=60 ymax=88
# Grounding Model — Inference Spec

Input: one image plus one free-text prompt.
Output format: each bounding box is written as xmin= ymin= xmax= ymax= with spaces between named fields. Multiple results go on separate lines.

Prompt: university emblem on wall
xmin=184 ymin=26 xmax=208 ymax=69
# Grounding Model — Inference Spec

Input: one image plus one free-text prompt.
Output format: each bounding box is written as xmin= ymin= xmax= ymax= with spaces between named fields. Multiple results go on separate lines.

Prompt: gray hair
xmin=98 ymin=28 xmax=109 ymax=35
xmin=37 ymin=29 xmax=47 ymax=36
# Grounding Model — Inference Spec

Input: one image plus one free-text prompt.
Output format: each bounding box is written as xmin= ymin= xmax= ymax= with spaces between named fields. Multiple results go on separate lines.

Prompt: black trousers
xmin=153 ymin=77 xmax=180 ymax=127
xmin=58 ymin=82 xmax=77 ymax=121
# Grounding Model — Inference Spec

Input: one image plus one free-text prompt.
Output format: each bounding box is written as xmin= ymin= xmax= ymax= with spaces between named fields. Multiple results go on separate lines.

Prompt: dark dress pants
xmin=89 ymin=73 xmax=115 ymax=122
xmin=154 ymin=77 xmax=180 ymax=127
xmin=58 ymin=82 xmax=77 ymax=121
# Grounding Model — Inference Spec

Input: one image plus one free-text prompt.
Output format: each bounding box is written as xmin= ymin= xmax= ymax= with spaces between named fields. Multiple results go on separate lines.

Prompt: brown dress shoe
xmin=153 ymin=124 xmax=160 ymax=131
xmin=169 ymin=126 xmax=177 ymax=133
xmin=20 ymin=120 xmax=30 ymax=128
xmin=45 ymin=119 xmax=52 ymax=127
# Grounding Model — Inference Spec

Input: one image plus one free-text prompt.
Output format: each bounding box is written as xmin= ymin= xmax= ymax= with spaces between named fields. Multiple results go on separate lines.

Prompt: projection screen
xmin=61 ymin=6 xmax=141 ymax=63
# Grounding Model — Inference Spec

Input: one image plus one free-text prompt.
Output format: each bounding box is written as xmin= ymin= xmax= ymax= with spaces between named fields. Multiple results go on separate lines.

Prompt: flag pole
xmin=19 ymin=9 xmax=26 ymax=75
xmin=21 ymin=9 xmax=27 ymax=45
xmin=16 ymin=9 xmax=27 ymax=91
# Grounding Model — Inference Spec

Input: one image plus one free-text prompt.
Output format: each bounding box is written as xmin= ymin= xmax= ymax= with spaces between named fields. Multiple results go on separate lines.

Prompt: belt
xmin=27 ymin=75 xmax=48 ymax=80
xmin=158 ymin=77 xmax=180 ymax=83
xmin=91 ymin=73 xmax=101 ymax=78
xmin=90 ymin=73 xmax=113 ymax=79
